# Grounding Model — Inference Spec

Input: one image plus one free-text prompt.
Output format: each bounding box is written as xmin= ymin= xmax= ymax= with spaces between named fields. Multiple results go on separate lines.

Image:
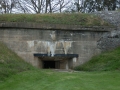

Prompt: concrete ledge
xmin=34 ymin=54 xmax=79 ymax=58
xmin=0 ymin=22 xmax=116 ymax=31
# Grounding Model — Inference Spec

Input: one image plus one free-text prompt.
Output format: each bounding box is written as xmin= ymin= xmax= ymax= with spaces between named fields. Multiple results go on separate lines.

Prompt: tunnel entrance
xmin=34 ymin=54 xmax=78 ymax=69
xmin=42 ymin=61 xmax=60 ymax=69
xmin=43 ymin=61 xmax=55 ymax=69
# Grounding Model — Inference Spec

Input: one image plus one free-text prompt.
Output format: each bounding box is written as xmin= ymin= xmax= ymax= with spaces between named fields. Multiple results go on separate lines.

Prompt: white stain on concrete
xmin=61 ymin=41 xmax=72 ymax=54
xmin=47 ymin=42 xmax=57 ymax=57
xmin=35 ymin=40 xmax=72 ymax=56
xmin=27 ymin=41 xmax=34 ymax=48
xmin=50 ymin=31 xmax=56 ymax=41
xmin=41 ymin=41 xmax=57 ymax=56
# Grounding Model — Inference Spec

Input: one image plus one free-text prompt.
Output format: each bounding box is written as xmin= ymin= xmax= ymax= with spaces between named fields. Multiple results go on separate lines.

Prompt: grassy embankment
xmin=0 ymin=13 xmax=110 ymax=26
xmin=74 ymin=47 xmax=120 ymax=71
xmin=0 ymin=42 xmax=35 ymax=81
xmin=0 ymin=42 xmax=120 ymax=90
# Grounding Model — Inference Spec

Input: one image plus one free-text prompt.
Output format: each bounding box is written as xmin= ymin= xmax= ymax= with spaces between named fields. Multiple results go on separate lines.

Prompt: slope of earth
xmin=74 ymin=47 xmax=120 ymax=71
xmin=0 ymin=42 xmax=35 ymax=81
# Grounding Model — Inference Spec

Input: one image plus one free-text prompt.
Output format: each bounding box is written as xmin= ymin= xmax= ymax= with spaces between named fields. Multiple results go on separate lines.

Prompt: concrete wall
xmin=0 ymin=28 xmax=109 ymax=68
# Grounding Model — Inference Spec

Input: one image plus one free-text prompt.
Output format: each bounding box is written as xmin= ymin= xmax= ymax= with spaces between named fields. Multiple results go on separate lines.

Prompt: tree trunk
xmin=45 ymin=0 xmax=48 ymax=13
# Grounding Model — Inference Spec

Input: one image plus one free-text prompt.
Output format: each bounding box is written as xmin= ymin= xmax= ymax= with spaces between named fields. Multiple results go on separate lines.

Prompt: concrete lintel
xmin=34 ymin=54 xmax=79 ymax=58
xmin=0 ymin=22 xmax=116 ymax=31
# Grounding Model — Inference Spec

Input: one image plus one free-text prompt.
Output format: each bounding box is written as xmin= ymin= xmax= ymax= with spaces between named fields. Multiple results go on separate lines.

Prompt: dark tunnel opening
xmin=42 ymin=61 xmax=55 ymax=69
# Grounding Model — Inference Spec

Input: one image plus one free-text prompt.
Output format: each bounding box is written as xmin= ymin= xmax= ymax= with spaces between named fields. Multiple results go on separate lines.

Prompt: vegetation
xmin=0 ymin=42 xmax=35 ymax=81
xmin=78 ymin=0 xmax=120 ymax=13
xmin=74 ymin=47 xmax=120 ymax=71
xmin=0 ymin=13 xmax=110 ymax=26
xmin=0 ymin=70 xmax=120 ymax=90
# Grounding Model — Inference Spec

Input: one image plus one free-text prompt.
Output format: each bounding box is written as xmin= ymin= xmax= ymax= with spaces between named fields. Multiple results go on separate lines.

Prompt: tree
xmin=103 ymin=0 xmax=117 ymax=10
xmin=45 ymin=0 xmax=52 ymax=13
xmin=72 ymin=0 xmax=120 ymax=13
xmin=83 ymin=0 xmax=119 ymax=13
xmin=58 ymin=0 xmax=70 ymax=13
xmin=19 ymin=0 xmax=52 ymax=13
xmin=0 ymin=0 xmax=16 ymax=14
xmin=72 ymin=0 xmax=85 ymax=12
xmin=22 ymin=0 xmax=71 ymax=13
xmin=74 ymin=0 xmax=80 ymax=12
xmin=23 ymin=0 xmax=46 ymax=13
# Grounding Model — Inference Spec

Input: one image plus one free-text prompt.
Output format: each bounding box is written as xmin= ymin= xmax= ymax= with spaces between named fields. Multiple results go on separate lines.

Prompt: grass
xmin=74 ymin=47 xmax=120 ymax=71
xmin=0 ymin=13 xmax=110 ymax=26
xmin=0 ymin=70 xmax=120 ymax=90
xmin=0 ymin=42 xmax=120 ymax=90
xmin=0 ymin=42 xmax=35 ymax=81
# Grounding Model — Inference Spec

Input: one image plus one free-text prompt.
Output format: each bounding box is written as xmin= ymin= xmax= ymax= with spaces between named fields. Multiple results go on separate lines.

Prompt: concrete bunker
xmin=34 ymin=54 xmax=78 ymax=69
xmin=0 ymin=22 xmax=115 ymax=69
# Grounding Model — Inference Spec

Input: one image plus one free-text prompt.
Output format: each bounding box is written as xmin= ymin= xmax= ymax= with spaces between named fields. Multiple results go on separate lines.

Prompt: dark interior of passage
xmin=43 ymin=61 xmax=55 ymax=69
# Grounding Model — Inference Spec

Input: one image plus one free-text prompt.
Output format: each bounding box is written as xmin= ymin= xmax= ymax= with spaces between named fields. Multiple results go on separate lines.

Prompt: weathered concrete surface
xmin=0 ymin=22 xmax=115 ymax=31
xmin=0 ymin=26 xmax=113 ymax=69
